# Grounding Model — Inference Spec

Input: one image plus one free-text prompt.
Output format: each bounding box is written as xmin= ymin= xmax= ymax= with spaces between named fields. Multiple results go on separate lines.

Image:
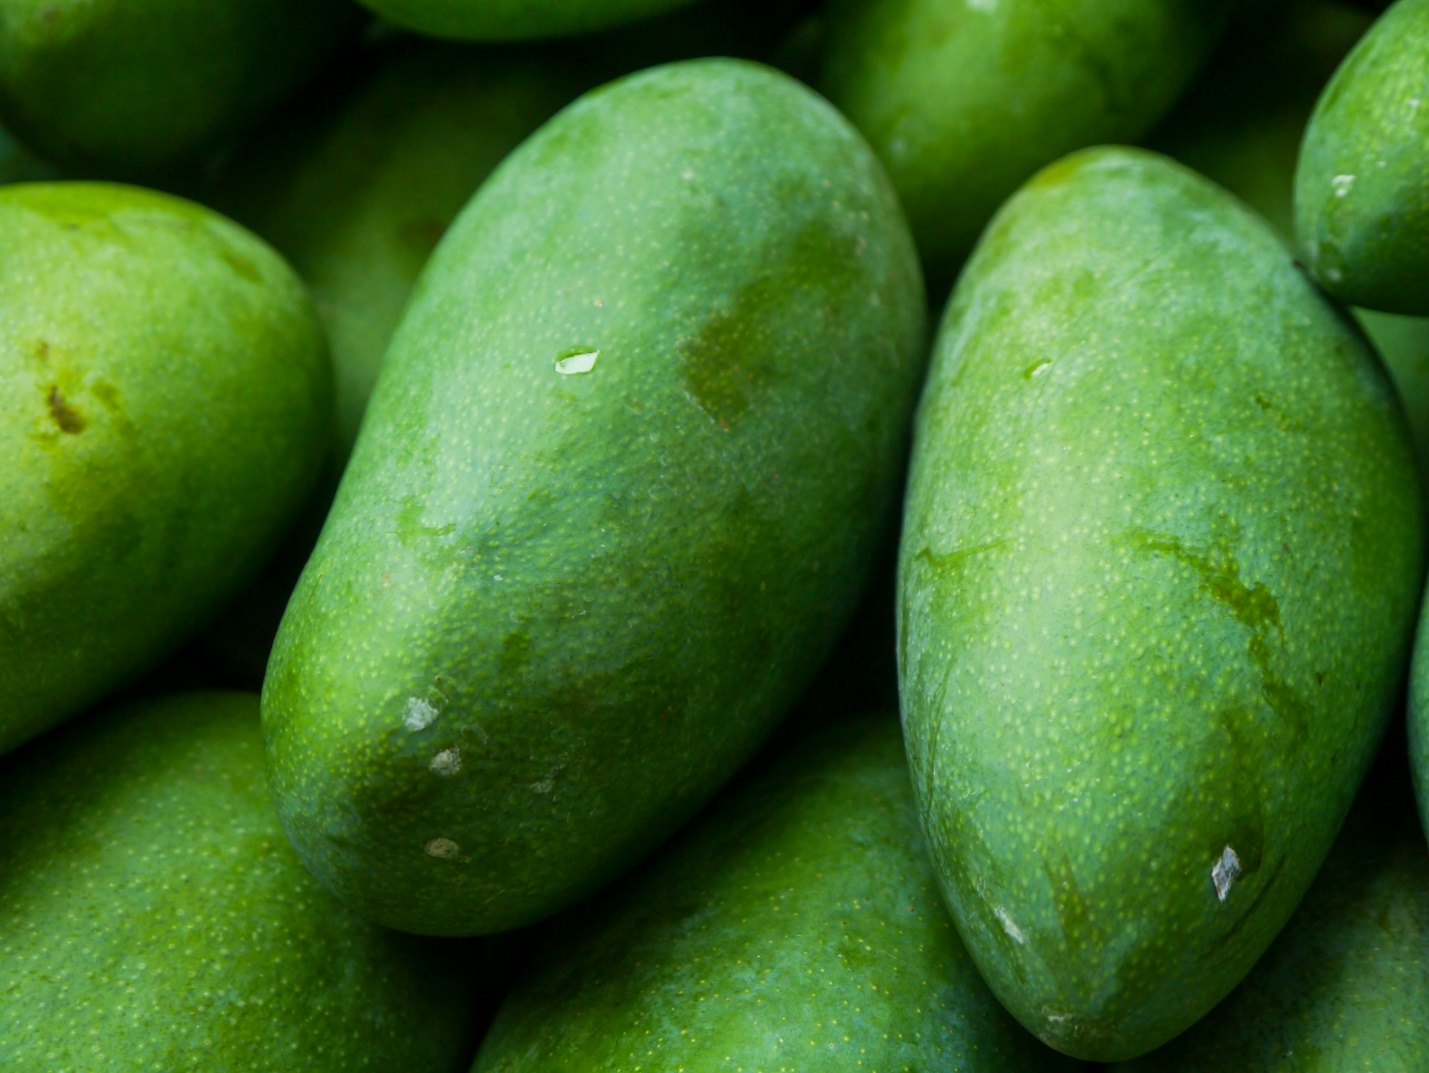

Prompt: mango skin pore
xmin=0 ymin=692 xmax=482 ymax=1072
xmin=0 ymin=182 xmax=331 ymax=757
xmin=263 ymin=59 xmax=926 ymax=937
xmin=1295 ymin=0 xmax=1429 ymax=315
xmin=898 ymin=146 xmax=1423 ymax=1061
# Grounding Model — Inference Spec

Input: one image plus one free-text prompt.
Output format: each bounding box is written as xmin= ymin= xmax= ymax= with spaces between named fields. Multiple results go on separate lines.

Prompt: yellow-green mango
xmin=263 ymin=59 xmax=926 ymax=937
xmin=1295 ymin=0 xmax=1429 ymax=315
xmin=0 ymin=0 xmax=364 ymax=177
xmin=0 ymin=692 xmax=483 ymax=1071
xmin=473 ymin=712 xmax=1085 ymax=1072
xmin=1114 ymin=751 xmax=1429 ymax=1070
xmin=899 ymin=146 xmax=1423 ymax=1060
xmin=353 ymin=0 xmax=702 ymax=42
xmin=0 ymin=182 xmax=331 ymax=756
xmin=821 ymin=0 xmax=1231 ymax=288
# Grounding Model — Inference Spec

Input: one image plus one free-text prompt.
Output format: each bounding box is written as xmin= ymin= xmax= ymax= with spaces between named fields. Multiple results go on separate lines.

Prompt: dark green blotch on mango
xmin=1149 ymin=0 xmax=1429 ymax=487
xmin=354 ymin=0 xmax=701 ymax=42
xmin=263 ymin=58 xmax=926 ymax=937
xmin=1114 ymin=756 xmax=1429 ymax=1070
xmin=821 ymin=0 xmax=1230 ymax=288
xmin=474 ymin=713 xmax=1085 ymax=1073
xmin=899 ymin=146 xmax=1423 ymax=1061
xmin=0 ymin=692 xmax=482 ymax=1071
xmin=0 ymin=182 xmax=331 ymax=756
xmin=216 ymin=43 xmax=584 ymax=460
xmin=0 ymin=0 xmax=363 ymax=176
xmin=1295 ymin=0 xmax=1429 ymax=315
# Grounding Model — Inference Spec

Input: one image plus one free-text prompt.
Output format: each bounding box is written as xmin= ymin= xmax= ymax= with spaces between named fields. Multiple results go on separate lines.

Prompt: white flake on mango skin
xmin=1211 ymin=845 xmax=1241 ymax=902
xmin=429 ymin=748 xmax=461 ymax=776
xmin=1331 ymin=174 xmax=1355 ymax=198
xmin=424 ymin=837 xmax=459 ymax=859
xmin=554 ymin=350 xmax=599 ymax=375
xmin=404 ymin=697 xmax=438 ymax=731
xmin=994 ymin=905 xmax=1026 ymax=945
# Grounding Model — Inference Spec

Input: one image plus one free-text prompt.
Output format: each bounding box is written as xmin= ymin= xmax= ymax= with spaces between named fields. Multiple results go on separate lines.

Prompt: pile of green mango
xmin=3 ymin=0 xmax=1429 ymax=1067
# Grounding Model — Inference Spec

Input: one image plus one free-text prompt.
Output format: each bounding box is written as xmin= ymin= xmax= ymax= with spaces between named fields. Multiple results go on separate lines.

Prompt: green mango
xmin=1295 ymin=0 xmax=1429 ymax=315
xmin=0 ymin=0 xmax=364 ymax=177
xmin=0 ymin=182 xmax=331 ymax=756
xmin=820 ymin=0 xmax=1231 ymax=289
xmin=353 ymin=0 xmax=702 ymax=42
xmin=1112 ymin=750 xmax=1429 ymax=1070
xmin=0 ymin=692 xmax=482 ymax=1071
xmin=1148 ymin=1 xmax=1429 ymax=488
xmin=216 ymin=43 xmax=583 ymax=460
xmin=898 ymin=146 xmax=1423 ymax=1061
xmin=473 ymin=712 xmax=1085 ymax=1072
xmin=263 ymin=58 xmax=926 ymax=937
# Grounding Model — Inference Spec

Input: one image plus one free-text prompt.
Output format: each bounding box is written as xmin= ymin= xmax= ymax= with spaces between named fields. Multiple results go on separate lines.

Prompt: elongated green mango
xmin=820 ymin=0 xmax=1231 ymax=288
xmin=0 ymin=0 xmax=363 ymax=176
xmin=263 ymin=59 xmax=926 ymax=937
xmin=473 ymin=712 xmax=1085 ymax=1073
xmin=898 ymin=146 xmax=1423 ymax=1061
xmin=1295 ymin=0 xmax=1429 ymax=315
xmin=0 ymin=182 xmax=331 ymax=756
xmin=0 ymin=692 xmax=482 ymax=1071
xmin=1113 ymin=758 xmax=1429 ymax=1070
xmin=354 ymin=0 xmax=701 ymax=42
xmin=217 ymin=44 xmax=583 ymax=459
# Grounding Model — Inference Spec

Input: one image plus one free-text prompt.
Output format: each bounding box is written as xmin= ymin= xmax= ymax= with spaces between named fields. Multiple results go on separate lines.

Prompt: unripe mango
xmin=353 ymin=0 xmax=701 ymax=42
xmin=0 ymin=182 xmax=331 ymax=756
xmin=1295 ymin=0 xmax=1429 ymax=315
xmin=0 ymin=0 xmax=363 ymax=176
xmin=263 ymin=58 xmax=926 ymax=937
xmin=0 ymin=692 xmax=482 ymax=1071
xmin=473 ymin=713 xmax=1084 ymax=1072
xmin=821 ymin=0 xmax=1230 ymax=287
xmin=899 ymin=146 xmax=1423 ymax=1060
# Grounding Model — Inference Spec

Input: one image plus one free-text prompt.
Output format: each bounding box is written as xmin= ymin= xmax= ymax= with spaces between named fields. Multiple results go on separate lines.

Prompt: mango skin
xmin=1113 ymin=756 xmax=1429 ymax=1070
xmin=820 ymin=0 xmax=1230 ymax=288
xmin=473 ymin=713 xmax=1085 ymax=1073
xmin=354 ymin=0 xmax=701 ymax=42
xmin=0 ymin=0 xmax=363 ymax=177
xmin=898 ymin=146 xmax=1424 ymax=1061
xmin=0 ymin=692 xmax=481 ymax=1071
xmin=1295 ymin=0 xmax=1429 ymax=315
xmin=263 ymin=58 xmax=925 ymax=938
xmin=216 ymin=44 xmax=583 ymax=460
xmin=0 ymin=183 xmax=331 ymax=756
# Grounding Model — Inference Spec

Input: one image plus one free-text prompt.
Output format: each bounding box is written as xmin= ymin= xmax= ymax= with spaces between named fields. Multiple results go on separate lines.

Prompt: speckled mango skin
xmin=1113 ymin=765 xmax=1429 ymax=1070
xmin=0 ymin=183 xmax=330 ymax=757
xmin=820 ymin=0 xmax=1230 ymax=289
xmin=354 ymin=0 xmax=701 ymax=42
xmin=1295 ymin=0 xmax=1429 ymax=315
xmin=0 ymin=0 xmax=362 ymax=176
xmin=0 ymin=692 xmax=481 ymax=1072
xmin=473 ymin=713 xmax=1084 ymax=1073
xmin=263 ymin=59 xmax=926 ymax=937
xmin=217 ymin=45 xmax=583 ymax=460
xmin=898 ymin=146 xmax=1424 ymax=1061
